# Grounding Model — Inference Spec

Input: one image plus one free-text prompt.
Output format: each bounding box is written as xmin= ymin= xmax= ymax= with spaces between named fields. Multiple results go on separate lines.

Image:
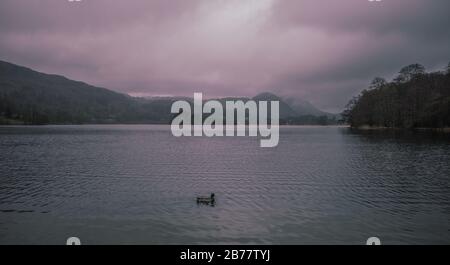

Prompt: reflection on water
xmin=0 ymin=125 xmax=449 ymax=244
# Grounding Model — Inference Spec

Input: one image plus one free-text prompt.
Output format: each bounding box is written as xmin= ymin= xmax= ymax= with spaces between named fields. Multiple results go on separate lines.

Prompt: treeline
xmin=0 ymin=90 xmax=178 ymax=125
xmin=343 ymin=63 xmax=450 ymax=128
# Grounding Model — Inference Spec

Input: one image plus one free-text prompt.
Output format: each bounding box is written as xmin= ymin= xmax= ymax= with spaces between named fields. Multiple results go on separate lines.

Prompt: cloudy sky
xmin=1 ymin=0 xmax=449 ymax=112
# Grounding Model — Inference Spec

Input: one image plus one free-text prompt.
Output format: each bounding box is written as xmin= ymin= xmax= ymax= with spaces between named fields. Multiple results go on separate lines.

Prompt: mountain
xmin=252 ymin=92 xmax=297 ymax=119
xmin=284 ymin=97 xmax=329 ymax=117
xmin=0 ymin=60 xmax=339 ymax=125
xmin=143 ymin=96 xmax=193 ymax=102
xmin=253 ymin=92 xmax=339 ymax=120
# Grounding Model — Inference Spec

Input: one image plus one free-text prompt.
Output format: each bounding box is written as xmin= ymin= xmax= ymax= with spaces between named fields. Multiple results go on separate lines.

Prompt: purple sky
xmin=1 ymin=0 xmax=449 ymax=112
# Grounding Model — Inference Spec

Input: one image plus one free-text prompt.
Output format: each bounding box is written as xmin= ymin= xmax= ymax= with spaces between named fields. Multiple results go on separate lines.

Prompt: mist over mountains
xmin=0 ymin=60 xmax=338 ymax=125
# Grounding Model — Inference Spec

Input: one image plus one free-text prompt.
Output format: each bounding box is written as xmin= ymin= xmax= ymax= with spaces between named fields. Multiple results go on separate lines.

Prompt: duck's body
xmin=196 ymin=193 xmax=215 ymax=205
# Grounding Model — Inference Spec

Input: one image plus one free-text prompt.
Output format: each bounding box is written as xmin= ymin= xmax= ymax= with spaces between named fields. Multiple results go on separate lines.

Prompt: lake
xmin=0 ymin=125 xmax=449 ymax=244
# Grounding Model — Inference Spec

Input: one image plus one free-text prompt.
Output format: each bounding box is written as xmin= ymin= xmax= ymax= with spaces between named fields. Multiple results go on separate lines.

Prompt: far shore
xmin=0 ymin=123 xmax=348 ymax=127
xmin=2 ymin=123 xmax=450 ymax=133
xmin=353 ymin=125 xmax=450 ymax=133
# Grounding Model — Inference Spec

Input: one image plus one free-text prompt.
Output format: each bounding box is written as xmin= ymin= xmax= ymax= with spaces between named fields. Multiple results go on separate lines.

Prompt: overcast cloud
xmin=1 ymin=0 xmax=449 ymax=112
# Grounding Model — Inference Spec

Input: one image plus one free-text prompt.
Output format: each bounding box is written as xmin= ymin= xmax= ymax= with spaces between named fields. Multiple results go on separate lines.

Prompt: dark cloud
xmin=270 ymin=0 xmax=450 ymax=39
xmin=0 ymin=0 xmax=449 ymax=113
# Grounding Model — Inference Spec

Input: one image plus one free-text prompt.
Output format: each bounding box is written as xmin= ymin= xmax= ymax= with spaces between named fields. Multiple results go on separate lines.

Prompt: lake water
xmin=0 ymin=125 xmax=449 ymax=245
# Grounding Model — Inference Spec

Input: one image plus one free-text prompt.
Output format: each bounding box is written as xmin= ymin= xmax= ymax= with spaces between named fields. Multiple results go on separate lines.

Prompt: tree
xmin=394 ymin=64 xmax=426 ymax=83
xmin=369 ymin=77 xmax=387 ymax=90
xmin=446 ymin=62 xmax=450 ymax=75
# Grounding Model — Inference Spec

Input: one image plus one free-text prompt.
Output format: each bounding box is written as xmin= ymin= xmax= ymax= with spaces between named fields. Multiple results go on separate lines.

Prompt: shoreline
xmin=0 ymin=123 xmax=348 ymax=128
xmin=352 ymin=125 xmax=450 ymax=133
xmin=2 ymin=123 xmax=449 ymax=132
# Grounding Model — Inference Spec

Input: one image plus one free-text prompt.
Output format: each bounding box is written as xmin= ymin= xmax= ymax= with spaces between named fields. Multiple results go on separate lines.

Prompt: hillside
xmin=0 ymin=60 xmax=140 ymax=124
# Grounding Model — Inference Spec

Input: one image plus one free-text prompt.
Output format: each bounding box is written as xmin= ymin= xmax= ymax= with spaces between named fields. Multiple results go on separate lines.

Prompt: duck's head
xmin=211 ymin=193 xmax=215 ymax=199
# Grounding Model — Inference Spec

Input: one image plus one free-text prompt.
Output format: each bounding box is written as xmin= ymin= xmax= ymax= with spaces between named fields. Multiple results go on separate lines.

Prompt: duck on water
xmin=196 ymin=193 xmax=215 ymax=205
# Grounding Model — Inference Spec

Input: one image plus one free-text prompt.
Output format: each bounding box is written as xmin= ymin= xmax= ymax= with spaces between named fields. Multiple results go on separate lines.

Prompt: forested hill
xmin=343 ymin=63 xmax=450 ymax=129
xmin=0 ymin=60 xmax=139 ymax=124
xmin=0 ymin=60 xmax=338 ymax=125
xmin=0 ymin=61 xmax=177 ymax=124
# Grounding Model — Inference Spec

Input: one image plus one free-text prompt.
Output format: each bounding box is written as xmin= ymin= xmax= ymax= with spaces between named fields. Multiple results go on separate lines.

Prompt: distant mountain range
xmin=0 ymin=60 xmax=339 ymax=125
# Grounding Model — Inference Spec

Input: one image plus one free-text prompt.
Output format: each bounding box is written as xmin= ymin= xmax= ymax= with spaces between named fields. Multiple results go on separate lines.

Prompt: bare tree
xmin=394 ymin=64 xmax=426 ymax=83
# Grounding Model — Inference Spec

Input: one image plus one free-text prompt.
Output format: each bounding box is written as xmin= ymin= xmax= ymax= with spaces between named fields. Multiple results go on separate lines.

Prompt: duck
xmin=196 ymin=193 xmax=215 ymax=205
